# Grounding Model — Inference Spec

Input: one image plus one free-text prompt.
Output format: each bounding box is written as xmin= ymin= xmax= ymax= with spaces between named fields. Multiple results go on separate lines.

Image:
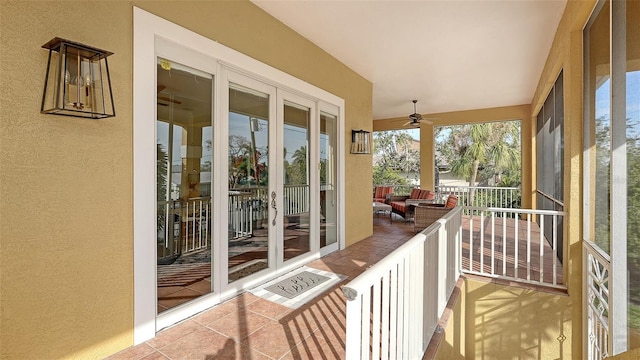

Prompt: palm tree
xmin=449 ymin=122 xmax=520 ymax=206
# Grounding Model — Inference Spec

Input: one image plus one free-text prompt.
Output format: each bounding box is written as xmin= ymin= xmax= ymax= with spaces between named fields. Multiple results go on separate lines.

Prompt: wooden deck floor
xmin=379 ymin=211 xmax=564 ymax=287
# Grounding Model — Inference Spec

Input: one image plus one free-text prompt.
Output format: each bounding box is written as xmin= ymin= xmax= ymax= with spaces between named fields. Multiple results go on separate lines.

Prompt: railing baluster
xmin=381 ymin=271 xmax=390 ymax=360
xmin=539 ymin=215 xmax=545 ymax=283
xmin=198 ymin=200 xmax=203 ymax=249
xmin=480 ymin=212 xmax=485 ymax=274
xmin=502 ymin=211 xmax=507 ymax=276
xmin=491 ymin=212 xmax=495 ymax=275
xmin=468 ymin=215 xmax=474 ymax=272
xmin=372 ymin=278 xmax=381 ymax=360
xmin=389 ymin=265 xmax=398 ymax=360
xmin=345 ymin=295 xmax=363 ymax=359
xmin=361 ymin=285 xmax=371 ymax=358
xmin=552 ymin=215 xmax=557 ymax=286
xmin=527 ymin=213 xmax=531 ymax=281
xmin=401 ymin=257 xmax=410 ymax=358
xmin=514 ymin=211 xmax=519 ymax=279
xmin=396 ymin=261 xmax=405 ymax=360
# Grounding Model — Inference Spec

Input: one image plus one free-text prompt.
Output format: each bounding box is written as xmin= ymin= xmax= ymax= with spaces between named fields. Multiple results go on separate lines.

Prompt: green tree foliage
xmin=626 ymin=120 xmax=640 ymax=307
xmin=436 ymin=121 xmax=521 ymax=205
xmin=285 ymin=146 xmax=309 ymax=185
xmin=594 ymin=116 xmax=611 ymax=253
xmin=228 ymin=135 xmax=268 ymax=188
xmin=372 ymin=130 xmax=419 ymax=186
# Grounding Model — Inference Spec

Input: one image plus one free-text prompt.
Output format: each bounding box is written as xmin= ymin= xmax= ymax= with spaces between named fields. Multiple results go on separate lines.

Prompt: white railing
xmin=343 ymin=207 xmax=461 ymax=359
xmin=227 ymin=185 xmax=309 ymax=239
xmin=436 ymin=185 xmax=521 ymax=209
xmin=461 ymin=207 xmax=565 ymax=288
xmin=584 ymin=241 xmax=611 ymax=360
xmin=183 ymin=198 xmax=210 ymax=253
xmin=157 ymin=197 xmax=211 ymax=263
xmin=283 ymin=184 xmax=310 ymax=215
xmin=374 ymin=184 xmax=521 ymax=209
xmin=157 ymin=185 xmax=313 ymax=262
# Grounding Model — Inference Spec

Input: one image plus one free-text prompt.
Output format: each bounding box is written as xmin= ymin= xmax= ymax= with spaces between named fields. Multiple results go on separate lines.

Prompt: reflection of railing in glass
xmin=157 ymin=197 xmax=211 ymax=264
xmin=157 ymin=185 xmax=314 ymax=263
xmin=228 ymin=185 xmax=310 ymax=239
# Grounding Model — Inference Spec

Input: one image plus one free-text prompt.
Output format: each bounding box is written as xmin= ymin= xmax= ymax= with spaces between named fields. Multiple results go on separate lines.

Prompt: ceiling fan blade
xmin=419 ymin=119 xmax=433 ymax=125
xmin=157 ymin=96 xmax=182 ymax=104
xmin=157 ymin=85 xmax=166 ymax=93
xmin=402 ymin=120 xmax=412 ymax=127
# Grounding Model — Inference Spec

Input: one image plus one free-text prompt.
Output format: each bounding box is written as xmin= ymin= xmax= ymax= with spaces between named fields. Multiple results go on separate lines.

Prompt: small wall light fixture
xmin=350 ymin=129 xmax=372 ymax=154
xmin=41 ymin=37 xmax=115 ymax=119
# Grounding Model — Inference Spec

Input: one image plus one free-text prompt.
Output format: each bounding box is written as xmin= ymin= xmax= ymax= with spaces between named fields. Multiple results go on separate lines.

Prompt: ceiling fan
xmin=402 ymin=100 xmax=432 ymax=127
xmin=157 ymin=85 xmax=182 ymax=106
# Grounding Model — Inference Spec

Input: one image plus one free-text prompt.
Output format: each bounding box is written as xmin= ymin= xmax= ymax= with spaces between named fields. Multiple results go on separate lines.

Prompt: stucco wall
xmin=0 ymin=1 xmax=372 ymax=358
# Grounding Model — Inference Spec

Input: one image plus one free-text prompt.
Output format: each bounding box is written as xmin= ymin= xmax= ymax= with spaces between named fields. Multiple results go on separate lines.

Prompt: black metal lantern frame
xmin=350 ymin=129 xmax=372 ymax=154
xmin=41 ymin=37 xmax=115 ymax=119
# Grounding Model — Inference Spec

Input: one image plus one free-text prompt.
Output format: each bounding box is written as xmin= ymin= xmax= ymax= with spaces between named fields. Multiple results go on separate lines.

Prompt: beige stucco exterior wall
xmin=0 ymin=1 xmax=372 ymax=358
xmin=373 ymin=105 xmax=532 ymax=209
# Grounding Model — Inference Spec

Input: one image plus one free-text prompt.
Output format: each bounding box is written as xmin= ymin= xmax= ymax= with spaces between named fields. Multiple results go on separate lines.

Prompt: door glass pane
xmin=320 ymin=112 xmax=338 ymax=248
xmin=283 ymin=101 xmax=310 ymax=261
xmin=627 ymin=0 xmax=640 ymax=348
xmin=588 ymin=2 xmax=611 ymax=253
xmin=228 ymin=84 xmax=270 ymax=282
xmin=156 ymin=58 xmax=213 ymax=313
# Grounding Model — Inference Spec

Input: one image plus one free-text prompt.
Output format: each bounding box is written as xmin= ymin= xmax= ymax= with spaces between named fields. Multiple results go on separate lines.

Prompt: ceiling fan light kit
xmin=401 ymin=100 xmax=432 ymax=127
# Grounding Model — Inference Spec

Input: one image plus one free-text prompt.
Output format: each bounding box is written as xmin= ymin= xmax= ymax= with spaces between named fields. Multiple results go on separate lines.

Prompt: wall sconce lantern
xmin=350 ymin=129 xmax=372 ymax=154
xmin=41 ymin=37 xmax=115 ymax=119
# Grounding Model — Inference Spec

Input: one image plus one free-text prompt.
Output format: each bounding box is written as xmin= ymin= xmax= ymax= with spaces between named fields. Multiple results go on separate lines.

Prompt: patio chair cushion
xmin=444 ymin=194 xmax=458 ymax=208
xmin=373 ymin=186 xmax=394 ymax=203
xmin=390 ymin=201 xmax=407 ymax=213
xmin=409 ymin=188 xmax=421 ymax=199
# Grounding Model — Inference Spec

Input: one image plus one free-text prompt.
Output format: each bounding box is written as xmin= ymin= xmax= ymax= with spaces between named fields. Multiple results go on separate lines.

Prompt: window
xmin=536 ymin=70 xmax=564 ymax=262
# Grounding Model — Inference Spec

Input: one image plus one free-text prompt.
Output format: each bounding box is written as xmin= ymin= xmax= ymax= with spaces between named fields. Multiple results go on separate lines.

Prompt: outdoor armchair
xmin=413 ymin=205 xmax=453 ymax=232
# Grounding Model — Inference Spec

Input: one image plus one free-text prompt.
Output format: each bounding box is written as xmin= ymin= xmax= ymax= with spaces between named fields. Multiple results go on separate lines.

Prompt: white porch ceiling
xmin=251 ymin=0 xmax=567 ymax=120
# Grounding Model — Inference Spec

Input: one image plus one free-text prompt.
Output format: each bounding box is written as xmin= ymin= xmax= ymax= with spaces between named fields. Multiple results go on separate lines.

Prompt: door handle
xmin=271 ymin=191 xmax=277 ymax=226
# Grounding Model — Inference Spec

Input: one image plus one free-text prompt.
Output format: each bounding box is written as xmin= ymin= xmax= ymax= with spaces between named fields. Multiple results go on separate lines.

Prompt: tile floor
xmin=108 ymin=212 xmax=564 ymax=360
xmin=108 ymin=216 xmax=415 ymax=360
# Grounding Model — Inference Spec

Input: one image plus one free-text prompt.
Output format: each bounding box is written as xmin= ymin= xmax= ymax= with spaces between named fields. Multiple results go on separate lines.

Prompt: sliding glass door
xmin=156 ymin=58 xmax=213 ymax=313
xmin=134 ymin=13 xmax=345 ymax=342
xmin=226 ymin=80 xmax=275 ymax=283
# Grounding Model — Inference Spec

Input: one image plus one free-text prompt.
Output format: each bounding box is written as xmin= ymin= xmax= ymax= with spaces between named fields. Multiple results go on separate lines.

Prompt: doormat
xmin=250 ymin=266 xmax=346 ymax=309
xmin=264 ymin=270 xmax=330 ymax=299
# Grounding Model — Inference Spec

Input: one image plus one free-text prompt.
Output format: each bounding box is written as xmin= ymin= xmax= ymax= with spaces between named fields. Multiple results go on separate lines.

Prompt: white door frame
xmin=133 ymin=7 xmax=345 ymax=344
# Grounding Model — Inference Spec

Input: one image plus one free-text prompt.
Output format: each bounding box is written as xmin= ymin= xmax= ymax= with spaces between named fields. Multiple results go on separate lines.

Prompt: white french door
xmin=134 ymin=8 xmax=345 ymax=343
xmin=218 ymin=72 xmax=320 ymax=294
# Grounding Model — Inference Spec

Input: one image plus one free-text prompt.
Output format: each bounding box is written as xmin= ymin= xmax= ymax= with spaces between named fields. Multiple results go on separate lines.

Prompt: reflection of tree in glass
xmin=285 ymin=146 xmax=308 ymax=185
xmin=157 ymin=143 xmax=168 ymax=230
xmin=594 ymin=115 xmax=611 ymax=253
xmin=626 ymin=119 xmax=640 ymax=329
xmin=228 ymin=135 xmax=269 ymax=188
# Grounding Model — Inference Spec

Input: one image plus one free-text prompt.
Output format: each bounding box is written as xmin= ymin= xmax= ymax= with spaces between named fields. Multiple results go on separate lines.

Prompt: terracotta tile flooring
xmin=108 ymin=212 xmax=564 ymax=360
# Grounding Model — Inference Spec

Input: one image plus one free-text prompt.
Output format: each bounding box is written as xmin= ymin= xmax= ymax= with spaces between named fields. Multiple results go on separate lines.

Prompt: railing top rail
xmin=464 ymin=206 xmax=564 ymax=216
xmin=436 ymin=185 xmax=521 ymax=191
xmin=583 ymin=240 xmax=611 ymax=264
xmin=342 ymin=227 xmax=435 ymax=301
xmin=342 ymin=207 xmax=461 ymax=301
